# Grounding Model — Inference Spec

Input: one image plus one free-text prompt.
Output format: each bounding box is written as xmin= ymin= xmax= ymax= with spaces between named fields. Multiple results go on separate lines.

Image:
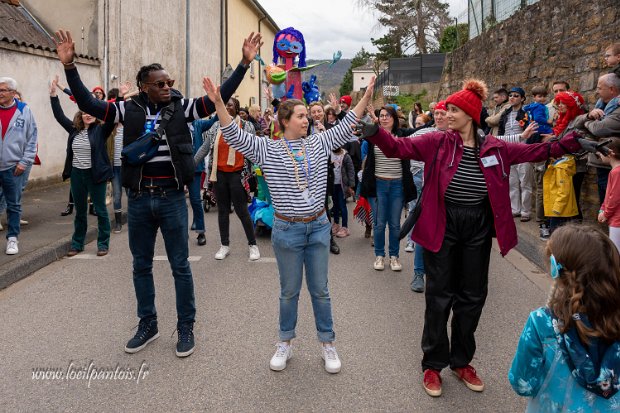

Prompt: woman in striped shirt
xmin=360 ymin=105 xmax=417 ymax=272
xmin=50 ymin=78 xmax=114 ymax=257
xmin=201 ymin=75 xmax=375 ymax=375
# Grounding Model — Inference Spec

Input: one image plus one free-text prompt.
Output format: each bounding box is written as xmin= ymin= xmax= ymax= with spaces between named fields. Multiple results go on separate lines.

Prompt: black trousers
xmin=421 ymin=201 xmax=493 ymax=371
xmin=214 ymin=170 xmax=256 ymax=246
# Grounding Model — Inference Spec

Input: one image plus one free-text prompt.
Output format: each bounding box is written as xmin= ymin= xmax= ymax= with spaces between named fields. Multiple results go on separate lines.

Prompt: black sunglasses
xmin=143 ymin=79 xmax=175 ymax=89
xmin=508 ymin=93 xmax=522 ymax=98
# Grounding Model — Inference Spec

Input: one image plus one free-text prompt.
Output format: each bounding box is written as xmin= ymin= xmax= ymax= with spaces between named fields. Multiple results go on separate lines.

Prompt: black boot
xmin=113 ymin=212 xmax=123 ymax=233
xmin=60 ymin=203 xmax=74 ymax=216
xmin=89 ymin=203 xmax=97 ymax=216
xmin=330 ymin=235 xmax=340 ymax=255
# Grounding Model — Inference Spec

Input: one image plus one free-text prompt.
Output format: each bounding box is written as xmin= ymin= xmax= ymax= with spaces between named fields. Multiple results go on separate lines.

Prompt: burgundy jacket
xmin=366 ymin=128 xmax=582 ymax=256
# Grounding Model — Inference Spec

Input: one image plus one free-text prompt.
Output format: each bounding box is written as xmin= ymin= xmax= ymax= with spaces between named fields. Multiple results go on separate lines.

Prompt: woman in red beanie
xmin=361 ymin=79 xmax=584 ymax=397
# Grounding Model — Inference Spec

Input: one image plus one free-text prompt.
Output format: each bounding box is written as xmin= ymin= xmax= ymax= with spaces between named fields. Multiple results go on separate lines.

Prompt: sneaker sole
xmin=176 ymin=346 xmax=195 ymax=358
xmin=452 ymin=371 xmax=485 ymax=392
xmin=214 ymin=253 xmax=229 ymax=260
xmin=373 ymin=266 xmax=384 ymax=271
xmin=391 ymin=266 xmax=402 ymax=272
xmin=423 ymin=383 xmax=442 ymax=397
xmin=124 ymin=332 xmax=160 ymax=354
xmin=411 ymin=286 xmax=424 ymax=293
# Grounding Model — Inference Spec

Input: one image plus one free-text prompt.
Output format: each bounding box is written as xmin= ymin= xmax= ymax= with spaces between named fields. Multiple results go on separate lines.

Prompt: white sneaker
xmin=405 ymin=241 xmax=414 ymax=252
xmin=6 ymin=237 xmax=18 ymax=255
xmin=269 ymin=342 xmax=292 ymax=371
xmin=390 ymin=256 xmax=402 ymax=271
xmin=373 ymin=256 xmax=384 ymax=271
xmin=0 ymin=221 xmax=3 ymax=231
xmin=321 ymin=345 xmax=342 ymax=374
xmin=249 ymin=245 xmax=260 ymax=261
xmin=214 ymin=245 xmax=230 ymax=260
xmin=20 ymin=219 xmax=28 ymax=225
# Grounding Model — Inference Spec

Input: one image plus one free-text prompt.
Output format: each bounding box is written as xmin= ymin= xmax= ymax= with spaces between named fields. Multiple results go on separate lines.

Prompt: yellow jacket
xmin=543 ymin=155 xmax=578 ymax=217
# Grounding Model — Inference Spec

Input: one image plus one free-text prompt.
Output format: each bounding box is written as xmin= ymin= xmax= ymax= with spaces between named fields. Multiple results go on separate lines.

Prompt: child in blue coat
xmin=523 ymin=86 xmax=553 ymax=143
xmin=509 ymin=224 xmax=620 ymax=411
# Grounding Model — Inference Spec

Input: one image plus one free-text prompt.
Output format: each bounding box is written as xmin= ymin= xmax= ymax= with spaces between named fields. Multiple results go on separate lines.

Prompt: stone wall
xmin=437 ymin=0 xmax=618 ymax=105
xmin=436 ymin=0 xmax=618 ymax=221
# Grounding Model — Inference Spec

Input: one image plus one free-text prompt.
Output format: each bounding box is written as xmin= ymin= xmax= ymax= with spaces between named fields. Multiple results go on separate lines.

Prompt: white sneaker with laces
xmin=269 ymin=342 xmax=292 ymax=371
xmin=249 ymin=245 xmax=260 ymax=261
xmin=405 ymin=241 xmax=414 ymax=252
xmin=390 ymin=256 xmax=402 ymax=271
xmin=20 ymin=219 xmax=28 ymax=226
xmin=373 ymin=256 xmax=384 ymax=271
xmin=6 ymin=237 xmax=18 ymax=255
xmin=321 ymin=345 xmax=342 ymax=374
xmin=214 ymin=245 xmax=230 ymax=260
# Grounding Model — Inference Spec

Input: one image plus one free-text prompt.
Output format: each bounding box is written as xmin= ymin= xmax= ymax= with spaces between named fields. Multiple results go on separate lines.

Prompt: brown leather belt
xmin=274 ymin=208 xmax=326 ymax=223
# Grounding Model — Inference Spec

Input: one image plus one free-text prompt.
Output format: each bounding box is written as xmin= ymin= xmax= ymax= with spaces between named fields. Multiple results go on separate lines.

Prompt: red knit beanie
xmin=340 ymin=95 xmax=352 ymax=107
xmin=445 ymin=79 xmax=488 ymax=125
xmin=434 ymin=100 xmax=447 ymax=112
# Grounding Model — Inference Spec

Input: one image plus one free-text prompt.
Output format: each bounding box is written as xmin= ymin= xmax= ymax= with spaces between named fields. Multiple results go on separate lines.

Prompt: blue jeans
xmin=188 ymin=171 xmax=205 ymax=233
xmin=0 ymin=167 xmax=21 ymax=238
xmin=408 ymin=171 xmax=425 ymax=275
xmin=127 ymin=185 xmax=195 ymax=326
xmin=0 ymin=163 xmax=31 ymax=214
xmin=331 ymin=184 xmax=348 ymax=227
xmin=70 ymin=168 xmax=110 ymax=251
xmin=271 ymin=212 xmax=335 ymax=342
xmin=597 ymin=167 xmax=610 ymax=205
xmin=112 ymin=165 xmax=124 ymax=212
xmin=369 ymin=178 xmax=403 ymax=258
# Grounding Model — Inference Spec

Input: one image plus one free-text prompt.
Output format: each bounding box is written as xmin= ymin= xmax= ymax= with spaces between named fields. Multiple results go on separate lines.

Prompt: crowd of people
xmin=0 ymin=27 xmax=619 ymax=410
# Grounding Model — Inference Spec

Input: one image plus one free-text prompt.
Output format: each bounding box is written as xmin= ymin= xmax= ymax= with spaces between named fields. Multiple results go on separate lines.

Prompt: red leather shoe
xmin=452 ymin=365 xmax=484 ymax=392
xmin=423 ymin=369 xmax=442 ymax=397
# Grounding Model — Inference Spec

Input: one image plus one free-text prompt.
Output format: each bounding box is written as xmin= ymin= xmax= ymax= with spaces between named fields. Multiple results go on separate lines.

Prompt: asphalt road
xmin=0 ymin=203 xmax=548 ymax=412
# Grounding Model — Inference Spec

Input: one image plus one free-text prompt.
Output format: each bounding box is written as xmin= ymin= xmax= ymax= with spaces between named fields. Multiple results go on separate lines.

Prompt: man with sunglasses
xmin=498 ymin=87 xmax=534 ymax=222
xmin=54 ymin=29 xmax=262 ymax=358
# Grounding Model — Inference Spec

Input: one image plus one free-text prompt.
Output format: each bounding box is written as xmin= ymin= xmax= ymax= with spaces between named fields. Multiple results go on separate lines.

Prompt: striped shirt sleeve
xmin=220 ymin=121 xmax=269 ymax=165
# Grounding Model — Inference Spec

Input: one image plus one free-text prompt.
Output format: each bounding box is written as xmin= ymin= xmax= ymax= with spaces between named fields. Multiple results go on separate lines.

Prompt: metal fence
xmin=374 ymin=54 xmax=446 ymax=92
xmin=457 ymin=0 xmax=541 ymax=39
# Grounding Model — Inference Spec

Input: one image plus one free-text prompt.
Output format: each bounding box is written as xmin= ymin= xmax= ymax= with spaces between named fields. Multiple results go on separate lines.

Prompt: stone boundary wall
xmin=437 ymin=0 xmax=618 ymax=105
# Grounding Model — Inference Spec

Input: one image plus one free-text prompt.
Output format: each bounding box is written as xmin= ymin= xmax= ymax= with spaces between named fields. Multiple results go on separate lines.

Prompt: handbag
xmin=121 ymin=101 xmax=176 ymax=166
xmin=399 ymin=141 xmax=442 ymax=240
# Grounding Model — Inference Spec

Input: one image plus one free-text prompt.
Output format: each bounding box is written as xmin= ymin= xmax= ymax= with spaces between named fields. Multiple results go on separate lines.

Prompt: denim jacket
xmin=0 ymin=99 xmax=37 ymax=171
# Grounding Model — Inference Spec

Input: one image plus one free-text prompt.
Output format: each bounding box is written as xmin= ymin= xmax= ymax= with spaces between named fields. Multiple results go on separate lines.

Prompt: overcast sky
xmin=258 ymin=0 xmax=468 ymax=59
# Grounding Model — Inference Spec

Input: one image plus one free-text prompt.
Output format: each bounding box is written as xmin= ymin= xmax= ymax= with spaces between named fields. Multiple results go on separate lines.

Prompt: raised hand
xmin=263 ymin=86 xmax=273 ymax=102
xmin=202 ymin=77 xmax=222 ymax=104
xmin=328 ymin=93 xmax=340 ymax=114
xmin=521 ymin=122 xmax=539 ymax=141
xmin=119 ymin=81 xmax=132 ymax=97
xmin=49 ymin=75 xmax=59 ymax=96
xmin=241 ymin=32 xmax=264 ymax=65
xmin=363 ymin=76 xmax=376 ymax=100
xmin=53 ymin=30 xmax=76 ymax=65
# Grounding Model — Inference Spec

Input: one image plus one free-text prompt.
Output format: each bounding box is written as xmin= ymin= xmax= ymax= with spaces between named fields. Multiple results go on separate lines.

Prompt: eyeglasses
xmin=143 ymin=79 xmax=175 ymax=89
xmin=378 ymin=114 xmax=391 ymax=118
xmin=508 ymin=93 xmax=522 ymax=98
xmin=0 ymin=88 xmax=14 ymax=94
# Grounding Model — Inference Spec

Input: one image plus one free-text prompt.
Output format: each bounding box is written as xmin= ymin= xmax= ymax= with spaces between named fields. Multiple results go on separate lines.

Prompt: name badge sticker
xmin=481 ymin=155 xmax=499 ymax=168
xmin=301 ymin=189 xmax=316 ymax=206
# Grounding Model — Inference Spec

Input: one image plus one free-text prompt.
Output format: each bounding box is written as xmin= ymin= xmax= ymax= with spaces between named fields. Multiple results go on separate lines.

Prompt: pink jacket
xmin=366 ymin=128 xmax=582 ymax=256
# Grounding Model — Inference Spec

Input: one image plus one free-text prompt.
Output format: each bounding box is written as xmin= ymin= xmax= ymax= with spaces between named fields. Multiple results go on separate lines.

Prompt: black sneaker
xmin=197 ymin=233 xmax=206 ymax=246
xmin=176 ymin=322 xmax=195 ymax=357
xmin=125 ymin=317 xmax=159 ymax=353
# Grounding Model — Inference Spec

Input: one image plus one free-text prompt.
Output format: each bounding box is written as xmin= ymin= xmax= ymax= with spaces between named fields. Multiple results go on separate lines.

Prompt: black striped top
xmin=444 ymin=146 xmax=488 ymax=205
xmin=221 ymin=111 xmax=359 ymax=217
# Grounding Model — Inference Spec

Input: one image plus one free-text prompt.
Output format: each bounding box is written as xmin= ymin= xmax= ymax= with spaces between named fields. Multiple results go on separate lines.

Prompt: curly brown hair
xmin=546 ymin=224 xmax=620 ymax=343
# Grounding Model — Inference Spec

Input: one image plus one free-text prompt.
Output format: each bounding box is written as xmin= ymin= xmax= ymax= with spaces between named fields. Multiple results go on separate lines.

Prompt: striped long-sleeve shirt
xmin=221 ymin=111 xmax=360 ymax=217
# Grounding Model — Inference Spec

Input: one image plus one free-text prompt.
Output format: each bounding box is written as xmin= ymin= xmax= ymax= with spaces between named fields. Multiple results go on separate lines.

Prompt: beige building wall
xmin=4 ymin=0 xmax=222 ymax=185
xmin=352 ymin=69 xmax=374 ymax=92
xmin=225 ymin=0 xmax=277 ymax=109
xmin=0 ymin=46 xmax=100 ymax=185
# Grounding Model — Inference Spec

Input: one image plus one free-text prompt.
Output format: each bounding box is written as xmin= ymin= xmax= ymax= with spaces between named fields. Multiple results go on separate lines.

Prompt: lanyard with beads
xmin=281 ymin=138 xmax=312 ymax=189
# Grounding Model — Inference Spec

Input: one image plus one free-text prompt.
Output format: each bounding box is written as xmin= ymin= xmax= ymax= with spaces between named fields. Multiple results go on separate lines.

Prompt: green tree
xmin=371 ymin=31 xmax=405 ymax=64
xmin=339 ymin=47 xmax=371 ymax=96
xmin=358 ymin=0 xmax=451 ymax=55
xmin=438 ymin=23 xmax=469 ymax=53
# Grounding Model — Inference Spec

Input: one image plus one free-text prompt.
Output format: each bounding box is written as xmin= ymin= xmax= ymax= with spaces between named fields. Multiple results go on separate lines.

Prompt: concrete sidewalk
xmin=0 ymin=181 xmax=555 ymax=291
xmin=0 ymin=182 xmax=122 ymax=290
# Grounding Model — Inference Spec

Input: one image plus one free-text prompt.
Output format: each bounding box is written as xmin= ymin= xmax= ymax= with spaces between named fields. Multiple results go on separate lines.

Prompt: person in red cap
xmin=339 ymin=95 xmax=352 ymax=112
xmin=357 ymin=78 xmax=587 ymax=398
